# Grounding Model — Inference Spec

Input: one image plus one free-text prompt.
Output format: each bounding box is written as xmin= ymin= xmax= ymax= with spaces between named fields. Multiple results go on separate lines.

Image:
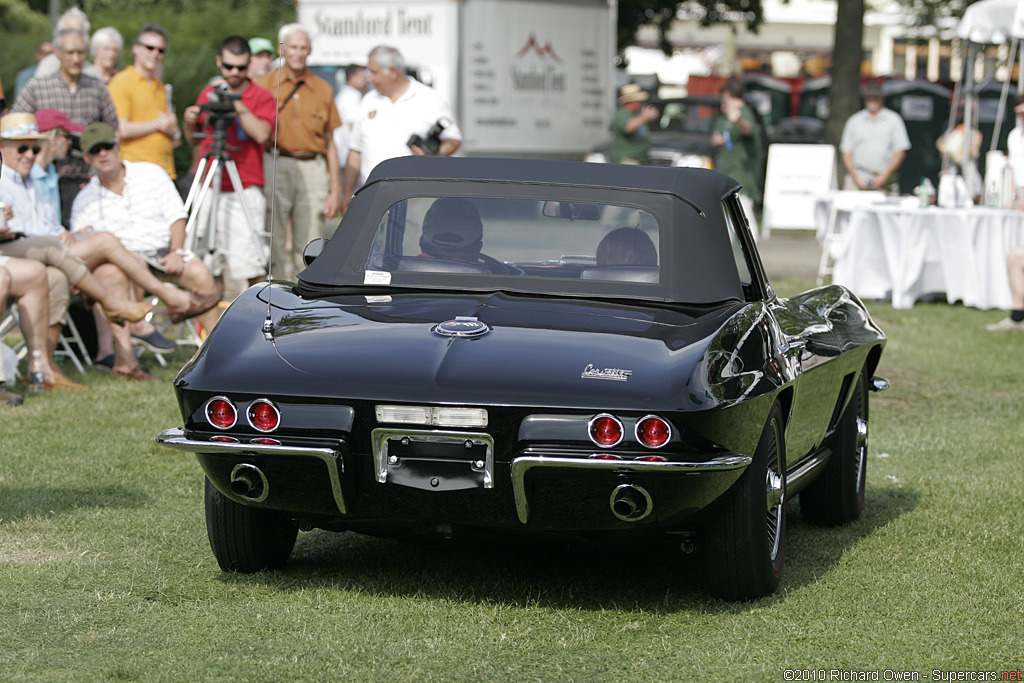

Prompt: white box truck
xmin=297 ymin=0 xmax=617 ymax=158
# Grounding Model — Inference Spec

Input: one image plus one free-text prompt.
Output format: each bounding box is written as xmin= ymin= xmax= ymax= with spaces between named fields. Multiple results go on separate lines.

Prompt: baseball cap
xmin=80 ymin=122 xmax=118 ymax=154
xmin=249 ymin=37 xmax=275 ymax=57
xmin=862 ymin=82 xmax=884 ymax=99
xmin=421 ymin=198 xmax=483 ymax=251
xmin=34 ymin=109 xmax=86 ymax=135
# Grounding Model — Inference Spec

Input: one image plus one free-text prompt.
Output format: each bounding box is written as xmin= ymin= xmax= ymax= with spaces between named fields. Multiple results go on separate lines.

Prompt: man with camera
xmin=183 ymin=36 xmax=276 ymax=287
xmin=340 ymin=45 xmax=462 ymax=214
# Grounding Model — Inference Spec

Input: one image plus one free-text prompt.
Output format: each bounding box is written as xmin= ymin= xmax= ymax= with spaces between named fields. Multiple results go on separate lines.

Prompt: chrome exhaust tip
xmin=610 ymin=484 xmax=653 ymax=522
xmin=230 ymin=464 xmax=269 ymax=503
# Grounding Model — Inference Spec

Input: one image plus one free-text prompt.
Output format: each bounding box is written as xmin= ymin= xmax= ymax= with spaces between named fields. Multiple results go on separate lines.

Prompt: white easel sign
xmin=762 ymin=144 xmax=837 ymax=236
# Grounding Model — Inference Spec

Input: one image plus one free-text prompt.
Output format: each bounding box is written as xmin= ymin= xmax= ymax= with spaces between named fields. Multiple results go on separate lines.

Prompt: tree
xmin=824 ymin=0 xmax=865 ymax=150
xmin=618 ymin=0 xmax=765 ymax=55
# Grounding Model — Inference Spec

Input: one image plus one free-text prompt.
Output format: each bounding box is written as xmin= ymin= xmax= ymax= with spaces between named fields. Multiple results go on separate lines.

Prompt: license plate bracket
xmin=371 ymin=429 xmax=495 ymax=491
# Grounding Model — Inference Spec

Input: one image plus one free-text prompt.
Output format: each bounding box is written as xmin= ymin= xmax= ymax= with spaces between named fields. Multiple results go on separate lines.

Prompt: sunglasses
xmin=138 ymin=43 xmax=166 ymax=55
xmin=88 ymin=142 xmax=116 ymax=156
xmin=221 ymin=62 xmax=250 ymax=73
xmin=17 ymin=144 xmax=42 ymax=155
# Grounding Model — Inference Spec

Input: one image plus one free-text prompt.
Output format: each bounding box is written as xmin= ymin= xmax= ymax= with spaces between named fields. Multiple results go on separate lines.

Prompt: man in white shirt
xmin=340 ymin=46 xmax=462 ymax=213
xmin=333 ymin=63 xmax=367 ymax=182
xmin=839 ymin=83 xmax=911 ymax=193
xmin=1005 ymin=95 xmax=1024 ymax=208
xmin=71 ymin=123 xmax=222 ymax=377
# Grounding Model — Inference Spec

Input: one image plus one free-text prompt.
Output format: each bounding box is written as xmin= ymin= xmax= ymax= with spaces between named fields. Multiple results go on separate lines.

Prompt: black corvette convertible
xmin=157 ymin=156 xmax=887 ymax=601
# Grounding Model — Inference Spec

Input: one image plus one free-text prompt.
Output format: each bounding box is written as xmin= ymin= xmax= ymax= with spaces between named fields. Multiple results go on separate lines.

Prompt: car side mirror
xmin=302 ymin=238 xmax=328 ymax=266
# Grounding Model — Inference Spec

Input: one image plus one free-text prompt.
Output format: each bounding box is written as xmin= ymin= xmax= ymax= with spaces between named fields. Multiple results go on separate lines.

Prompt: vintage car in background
xmin=157 ymin=157 xmax=887 ymax=601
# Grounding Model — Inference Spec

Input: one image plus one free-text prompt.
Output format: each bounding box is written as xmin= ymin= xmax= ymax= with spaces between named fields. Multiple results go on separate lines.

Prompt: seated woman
xmin=596 ymin=227 xmax=658 ymax=267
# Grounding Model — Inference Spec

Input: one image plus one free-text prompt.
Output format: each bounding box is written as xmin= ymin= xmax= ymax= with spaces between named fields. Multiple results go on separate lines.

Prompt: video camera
xmin=200 ymin=83 xmax=242 ymax=117
xmin=408 ymin=117 xmax=451 ymax=155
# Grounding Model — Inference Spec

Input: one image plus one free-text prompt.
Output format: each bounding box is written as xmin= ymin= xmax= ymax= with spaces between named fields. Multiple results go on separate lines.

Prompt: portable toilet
xmin=742 ymin=73 xmax=792 ymax=126
xmin=883 ymin=80 xmax=951 ymax=195
xmin=798 ymin=76 xmax=832 ymax=121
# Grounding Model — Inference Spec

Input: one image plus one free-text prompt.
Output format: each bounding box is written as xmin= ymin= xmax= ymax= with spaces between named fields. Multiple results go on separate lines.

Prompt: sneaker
xmin=984 ymin=317 xmax=1024 ymax=331
xmin=1 ymin=383 xmax=24 ymax=406
xmin=94 ymin=354 xmax=115 ymax=370
xmin=131 ymin=329 xmax=177 ymax=354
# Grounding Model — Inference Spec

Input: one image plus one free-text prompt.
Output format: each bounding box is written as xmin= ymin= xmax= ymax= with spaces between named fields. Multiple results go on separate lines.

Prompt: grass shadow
xmin=0 ymin=485 xmax=152 ymax=523
xmin=220 ymin=484 xmax=919 ymax=613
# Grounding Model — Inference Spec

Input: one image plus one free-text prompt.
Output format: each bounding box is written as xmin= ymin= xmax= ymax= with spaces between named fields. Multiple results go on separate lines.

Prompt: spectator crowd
xmin=1 ymin=7 xmax=463 ymax=406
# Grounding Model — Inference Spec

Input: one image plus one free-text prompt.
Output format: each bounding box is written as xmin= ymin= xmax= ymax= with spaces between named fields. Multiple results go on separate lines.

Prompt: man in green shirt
xmin=609 ymin=84 xmax=660 ymax=164
xmin=711 ymin=78 xmax=763 ymax=236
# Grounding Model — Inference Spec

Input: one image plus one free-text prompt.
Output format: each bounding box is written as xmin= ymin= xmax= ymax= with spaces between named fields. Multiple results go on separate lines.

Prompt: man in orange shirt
xmin=255 ymin=24 xmax=342 ymax=279
xmin=107 ymin=23 xmax=180 ymax=182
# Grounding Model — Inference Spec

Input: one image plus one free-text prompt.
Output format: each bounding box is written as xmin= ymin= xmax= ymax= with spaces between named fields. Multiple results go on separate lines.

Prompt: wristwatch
xmin=172 ymin=247 xmax=187 ymax=256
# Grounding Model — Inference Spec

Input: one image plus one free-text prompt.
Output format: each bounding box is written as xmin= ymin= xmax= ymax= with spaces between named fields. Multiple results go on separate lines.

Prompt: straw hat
xmin=0 ymin=112 xmax=51 ymax=141
xmin=618 ymin=83 xmax=649 ymax=105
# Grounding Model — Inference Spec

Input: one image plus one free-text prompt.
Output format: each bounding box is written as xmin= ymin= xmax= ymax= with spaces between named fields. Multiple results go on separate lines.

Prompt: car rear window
xmin=361 ymin=196 xmax=661 ymax=285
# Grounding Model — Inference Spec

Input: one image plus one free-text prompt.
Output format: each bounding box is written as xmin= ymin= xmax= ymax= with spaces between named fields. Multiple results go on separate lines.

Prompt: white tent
xmin=943 ymin=0 xmax=1024 ymax=202
xmin=958 ymin=0 xmax=1024 ymax=46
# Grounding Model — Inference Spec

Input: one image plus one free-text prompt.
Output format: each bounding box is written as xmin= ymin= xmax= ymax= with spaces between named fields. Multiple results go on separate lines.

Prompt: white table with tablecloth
xmin=831 ymin=204 xmax=1024 ymax=309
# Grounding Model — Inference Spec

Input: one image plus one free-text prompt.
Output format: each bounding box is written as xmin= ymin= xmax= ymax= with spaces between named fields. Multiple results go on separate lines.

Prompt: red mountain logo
xmin=514 ymin=35 xmax=561 ymax=62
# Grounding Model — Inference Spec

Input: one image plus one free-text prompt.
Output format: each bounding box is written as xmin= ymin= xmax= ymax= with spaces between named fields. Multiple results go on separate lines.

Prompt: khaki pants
xmin=264 ymin=154 xmax=334 ymax=279
xmin=0 ymin=236 xmax=86 ymax=326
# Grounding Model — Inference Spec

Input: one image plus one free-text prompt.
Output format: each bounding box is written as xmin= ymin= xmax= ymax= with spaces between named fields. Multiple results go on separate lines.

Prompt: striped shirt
xmin=70 ymin=161 xmax=187 ymax=253
xmin=12 ymin=72 xmax=119 ymax=181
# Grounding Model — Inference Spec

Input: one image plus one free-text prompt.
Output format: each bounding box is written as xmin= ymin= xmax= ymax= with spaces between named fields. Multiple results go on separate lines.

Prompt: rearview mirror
xmin=541 ymin=201 xmax=602 ymax=221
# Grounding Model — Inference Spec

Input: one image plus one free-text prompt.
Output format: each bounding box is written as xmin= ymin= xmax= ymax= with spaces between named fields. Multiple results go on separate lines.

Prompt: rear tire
xmin=801 ymin=370 xmax=868 ymax=526
xmin=701 ymin=401 xmax=786 ymax=601
xmin=204 ymin=477 xmax=298 ymax=572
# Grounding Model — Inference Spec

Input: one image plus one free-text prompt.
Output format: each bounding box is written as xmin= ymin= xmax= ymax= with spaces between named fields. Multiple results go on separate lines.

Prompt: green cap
xmin=80 ymin=122 xmax=117 ymax=155
xmin=249 ymin=37 xmax=275 ymax=57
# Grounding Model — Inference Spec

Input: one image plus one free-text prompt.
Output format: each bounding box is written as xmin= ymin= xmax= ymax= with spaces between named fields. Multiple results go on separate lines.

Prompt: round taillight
xmin=206 ymin=397 xmax=236 ymax=429
xmin=589 ymin=414 xmax=623 ymax=448
xmin=247 ymin=399 xmax=280 ymax=433
xmin=636 ymin=416 xmax=671 ymax=448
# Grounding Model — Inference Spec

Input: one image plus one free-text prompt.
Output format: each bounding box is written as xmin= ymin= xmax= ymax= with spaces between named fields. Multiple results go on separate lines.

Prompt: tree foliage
xmin=894 ymin=0 xmax=980 ymax=32
xmin=618 ymin=0 xmax=764 ymax=54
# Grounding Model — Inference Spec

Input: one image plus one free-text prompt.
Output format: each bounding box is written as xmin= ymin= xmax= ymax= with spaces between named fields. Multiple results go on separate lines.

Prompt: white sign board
xmin=762 ymin=144 xmax=837 ymax=234
xmin=460 ymin=0 xmax=614 ymax=153
xmin=301 ymin=1 xmax=459 ymax=108
xmin=299 ymin=0 xmax=615 ymax=156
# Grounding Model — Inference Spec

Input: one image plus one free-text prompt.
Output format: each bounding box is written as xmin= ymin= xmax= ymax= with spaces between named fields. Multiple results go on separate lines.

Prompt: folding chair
xmin=816 ymin=191 xmax=886 ymax=286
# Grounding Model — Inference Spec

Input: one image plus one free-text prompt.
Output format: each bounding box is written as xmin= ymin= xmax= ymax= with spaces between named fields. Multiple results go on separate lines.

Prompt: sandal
xmin=168 ymin=291 xmax=221 ymax=323
xmin=103 ymin=300 xmax=156 ymax=325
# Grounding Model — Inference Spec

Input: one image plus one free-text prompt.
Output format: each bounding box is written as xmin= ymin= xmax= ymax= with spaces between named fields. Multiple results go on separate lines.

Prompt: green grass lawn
xmin=2 ymin=287 xmax=1022 ymax=681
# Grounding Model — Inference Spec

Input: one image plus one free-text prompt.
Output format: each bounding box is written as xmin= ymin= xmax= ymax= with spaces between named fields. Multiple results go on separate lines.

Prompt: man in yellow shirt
xmin=107 ymin=23 xmax=180 ymax=180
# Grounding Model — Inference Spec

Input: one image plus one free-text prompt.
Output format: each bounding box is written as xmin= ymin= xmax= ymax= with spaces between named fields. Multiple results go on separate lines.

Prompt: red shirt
xmin=194 ymin=81 xmax=276 ymax=191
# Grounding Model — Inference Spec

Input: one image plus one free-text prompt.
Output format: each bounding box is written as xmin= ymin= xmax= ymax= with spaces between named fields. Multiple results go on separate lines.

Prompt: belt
xmin=274 ymin=149 xmax=320 ymax=161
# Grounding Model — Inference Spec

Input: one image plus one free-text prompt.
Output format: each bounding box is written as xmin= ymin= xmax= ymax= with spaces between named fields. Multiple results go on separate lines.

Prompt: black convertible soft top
xmin=362 ymin=156 xmax=742 ymax=208
xmin=298 ymin=157 xmax=753 ymax=305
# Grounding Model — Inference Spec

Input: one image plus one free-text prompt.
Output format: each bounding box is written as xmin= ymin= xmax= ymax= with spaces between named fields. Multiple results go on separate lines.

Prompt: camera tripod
xmin=183 ymin=117 xmax=267 ymax=276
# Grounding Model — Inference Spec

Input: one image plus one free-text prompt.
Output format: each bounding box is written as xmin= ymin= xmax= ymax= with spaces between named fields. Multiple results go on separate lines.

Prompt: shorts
xmin=198 ymin=187 xmax=268 ymax=280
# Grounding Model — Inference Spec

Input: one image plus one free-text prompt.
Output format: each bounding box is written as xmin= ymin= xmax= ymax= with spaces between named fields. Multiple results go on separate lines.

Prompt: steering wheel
xmin=479 ymin=253 xmax=524 ymax=275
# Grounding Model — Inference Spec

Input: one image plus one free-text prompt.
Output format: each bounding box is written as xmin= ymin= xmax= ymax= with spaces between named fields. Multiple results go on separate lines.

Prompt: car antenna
xmin=262 ymin=40 xmax=284 ymax=342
